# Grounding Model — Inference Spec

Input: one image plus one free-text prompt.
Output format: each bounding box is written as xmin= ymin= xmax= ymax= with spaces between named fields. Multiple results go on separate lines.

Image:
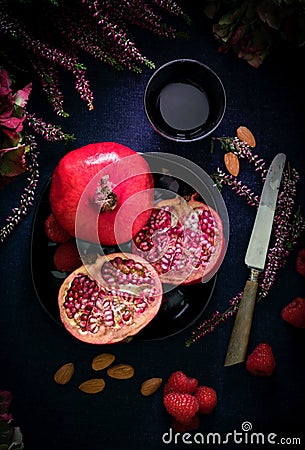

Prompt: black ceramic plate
xmin=30 ymin=175 xmax=217 ymax=341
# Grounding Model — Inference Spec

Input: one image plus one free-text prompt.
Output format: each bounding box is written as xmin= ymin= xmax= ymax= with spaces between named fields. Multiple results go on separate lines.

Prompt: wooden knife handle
xmin=224 ymin=272 xmax=259 ymax=367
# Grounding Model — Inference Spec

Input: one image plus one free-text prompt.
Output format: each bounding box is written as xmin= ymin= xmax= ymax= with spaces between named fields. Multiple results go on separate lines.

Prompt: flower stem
xmin=0 ymin=136 xmax=39 ymax=244
xmin=186 ymin=136 xmax=305 ymax=346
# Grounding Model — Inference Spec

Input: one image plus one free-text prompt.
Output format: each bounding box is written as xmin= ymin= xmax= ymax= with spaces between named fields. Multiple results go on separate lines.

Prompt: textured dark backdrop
xmin=1 ymin=4 xmax=305 ymax=450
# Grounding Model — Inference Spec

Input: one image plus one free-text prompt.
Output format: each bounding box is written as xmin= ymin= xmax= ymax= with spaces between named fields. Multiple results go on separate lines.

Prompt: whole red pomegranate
xmin=58 ymin=253 xmax=163 ymax=344
xmin=132 ymin=194 xmax=225 ymax=285
xmin=50 ymin=142 xmax=154 ymax=245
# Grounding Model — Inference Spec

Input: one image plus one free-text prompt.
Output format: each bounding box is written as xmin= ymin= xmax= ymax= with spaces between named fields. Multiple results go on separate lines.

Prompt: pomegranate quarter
xmin=132 ymin=194 xmax=225 ymax=285
xmin=58 ymin=253 xmax=163 ymax=344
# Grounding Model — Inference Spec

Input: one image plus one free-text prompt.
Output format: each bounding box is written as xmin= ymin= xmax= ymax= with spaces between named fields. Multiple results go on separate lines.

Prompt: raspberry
xmin=246 ymin=343 xmax=276 ymax=377
xmin=163 ymin=393 xmax=199 ymax=424
xmin=194 ymin=386 xmax=217 ymax=414
xmin=45 ymin=213 xmax=71 ymax=243
xmin=172 ymin=414 xmax=200 ymax=432
xmin=296 ymin=249 xmax=305 ymax=277
xmin=282 ymin=297 xmax=305 ymax=328
xmin=163 ymin=371 xmax=198 ymax=396
xmin=53 ymin=241 xmax=81 ymax=272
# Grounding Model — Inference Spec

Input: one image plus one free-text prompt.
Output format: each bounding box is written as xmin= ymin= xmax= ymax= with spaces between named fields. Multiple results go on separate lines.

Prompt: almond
xmin=236 ymin=126 xmax=256 ymax=147
xmin=78 ymin=378 xmax=105 ymax=394
xmin=140 ymin=377 xmax=163 ymax=396
xmin=224 ymin=152 xmax=240 ymax=177
xmin=91 ymin=353 xmax=115 ymax=371
xmin=107 ymin=364 xmax=135 ymax=380
xmin=54 ymin=362 xmax=75 ymax=385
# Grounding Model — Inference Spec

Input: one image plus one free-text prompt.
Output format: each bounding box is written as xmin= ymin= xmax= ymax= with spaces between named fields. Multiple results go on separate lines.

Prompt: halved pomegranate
xmin=132 ymin=194 xmax=225 ymax=285
xmin=58 ymin=253 xmax=163 ymax=344
xmin=49 ymin=142 xmax=154 ymax=245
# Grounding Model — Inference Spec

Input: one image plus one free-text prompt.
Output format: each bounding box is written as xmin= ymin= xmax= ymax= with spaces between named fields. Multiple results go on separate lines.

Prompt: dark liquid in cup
xmin=158 ymin=82 xmax=210 ymax=132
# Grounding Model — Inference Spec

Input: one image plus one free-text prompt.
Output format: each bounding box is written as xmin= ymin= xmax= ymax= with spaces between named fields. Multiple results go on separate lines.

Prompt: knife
xmin=224 ymin=152 xmax=286 ymax=367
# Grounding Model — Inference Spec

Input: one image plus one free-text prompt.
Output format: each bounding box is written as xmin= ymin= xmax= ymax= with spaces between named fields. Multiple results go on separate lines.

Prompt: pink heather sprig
xmin=0 ymin=136 xmax=39 ymax=244
xmin=82 ymin=0 xmax=155 ymax=70
xmin=55 ymin=8 xmax=127 ymax=71
xmin=1 ymin=0 xmax=189 ymax=115
xmin=56 ymin=5 xmax=141 ymax=72
xmin=0 ymin=10 xmax=94 ymax=110
xmin=152 ymin=0 xmax=191 ymax=24
xmin=186 ymin=137 xmax=305 ymax=346
xmin=83 ymin=0 xmax=187 ymax=39
xmin=187 ymin=167 xmax=304 ymax=345
xmin=75 ymin=70 xmax=94 ymax=109
xmin=214 ymin=168 xmax=259 ymax=207
xmin=81 ymin=0 xmax=125 ymax=28
xmin=31 ymin=59 xmax=68 ymax=117
xmin=214 ymin=136 xmax=267 ymax=179
xmin=186 ymin=293 xmax=242 ymax=346
xmin=231 ymin=137 xmax=267 ymax=179
xmin=118 ymin=0 xmax=178 ymax=38
xmin=272 ymin=168 xmax=298 ymax=243
xmin=258 ymin=167 xmax=305 ymax=300
xmin=25 ymin=113 xmax=75 ymax=142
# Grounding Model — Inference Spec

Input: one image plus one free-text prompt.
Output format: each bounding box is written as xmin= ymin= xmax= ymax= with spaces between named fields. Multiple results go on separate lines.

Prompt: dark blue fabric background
xmin=1 ymin=4 xmax=305 ymax=450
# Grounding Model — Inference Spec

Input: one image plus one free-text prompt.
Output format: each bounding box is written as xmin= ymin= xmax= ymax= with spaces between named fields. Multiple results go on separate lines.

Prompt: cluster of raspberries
xmin=162 ymin=249 xmax=305 ymax=429
xmin=163 ymin=337 xmax=301 ymax=432
xmin=162 ymin=371 xmax=217 ymax=431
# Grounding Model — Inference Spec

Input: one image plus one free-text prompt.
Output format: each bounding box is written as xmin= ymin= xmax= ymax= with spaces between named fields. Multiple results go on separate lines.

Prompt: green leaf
xmin=219 ymin=12 xmax=236 ymax=26
xmin=257 ymin=2 xmax=285 ymax=30
xmin=213 ymin=23 xmax=232 ymax=42
xmin=0 ymin=145 xmax=28 ymax=177
xmin=203 ymin=2 xmax=219 ymax=19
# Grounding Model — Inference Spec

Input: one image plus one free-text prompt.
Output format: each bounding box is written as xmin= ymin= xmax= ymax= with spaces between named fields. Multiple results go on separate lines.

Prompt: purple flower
xmin=0 ymin=70 xmax=14 ymax=119
xmin=0 ymin=68 xmax=32 ymax=144
xmin=0 ymin=68 xmax=12 ymax=96
xmin=0 ymin=412 xmax=13 ymax=423
xmin=0 ymin=116 xmax=25 ymax=140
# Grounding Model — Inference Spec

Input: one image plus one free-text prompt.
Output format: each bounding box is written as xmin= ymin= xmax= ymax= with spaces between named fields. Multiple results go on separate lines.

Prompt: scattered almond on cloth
xmin=53 ymin=353 xmax=162 ymax=396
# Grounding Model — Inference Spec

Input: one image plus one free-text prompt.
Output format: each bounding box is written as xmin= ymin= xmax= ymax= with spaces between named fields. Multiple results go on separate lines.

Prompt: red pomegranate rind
xmin=49 ymin=142 xmax=154 ymax=245
xmin=58 ymin=253 xmax=163 ymax=344
xmin=132 ymin=195 xmax=225 ymax=285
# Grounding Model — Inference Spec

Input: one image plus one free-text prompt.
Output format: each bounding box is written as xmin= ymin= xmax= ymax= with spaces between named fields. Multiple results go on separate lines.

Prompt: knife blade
xmin=224 ymin=152 xmax=286 ymax=367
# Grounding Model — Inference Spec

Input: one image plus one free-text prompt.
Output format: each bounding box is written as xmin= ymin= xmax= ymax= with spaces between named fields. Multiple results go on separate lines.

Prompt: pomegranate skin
xmin=49 ymin=142 xmax=154 ymax=245
xmin=58 ymin=253 xmax=163 ymax=344
xmin=132 ymin=195 xmax=226 ymax=285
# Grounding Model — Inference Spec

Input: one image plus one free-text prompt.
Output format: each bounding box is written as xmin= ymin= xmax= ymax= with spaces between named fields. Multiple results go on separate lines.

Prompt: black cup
xmin=144 ymin=59 xmax=226 ymax=142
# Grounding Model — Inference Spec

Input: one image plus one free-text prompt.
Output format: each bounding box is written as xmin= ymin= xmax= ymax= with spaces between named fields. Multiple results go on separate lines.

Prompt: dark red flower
xmin=0 ymin=68 xmax=32 ymax=145
xmin=0 ymin=68 xmax=12 ymax=97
